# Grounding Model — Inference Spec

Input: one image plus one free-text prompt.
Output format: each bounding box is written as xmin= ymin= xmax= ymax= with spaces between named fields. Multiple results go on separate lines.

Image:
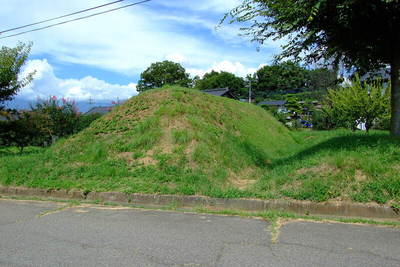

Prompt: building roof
xmin=85 ymin=106 xmax=113 ymax=115
xmin=202 ymin=88 xmax=239 ymax=100
xmin=257 ymin=100 xmax=287 ymax=106
xmin=202 ymin=88 xmax=230 ymax=97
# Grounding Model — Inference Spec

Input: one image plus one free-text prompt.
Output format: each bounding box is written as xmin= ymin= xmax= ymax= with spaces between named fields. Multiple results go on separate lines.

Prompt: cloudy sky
xmin=1 ymin=0 xmax=281 ymax=110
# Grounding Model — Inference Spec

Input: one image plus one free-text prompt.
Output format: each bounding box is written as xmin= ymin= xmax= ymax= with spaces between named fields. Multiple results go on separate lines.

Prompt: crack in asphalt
xmin=37 ymin=204 xmax=78 ymax=218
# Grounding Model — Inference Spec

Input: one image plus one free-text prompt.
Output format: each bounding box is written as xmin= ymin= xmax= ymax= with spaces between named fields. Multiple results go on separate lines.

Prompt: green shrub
xmin=325 ymin=76 xmax=390 ymax=132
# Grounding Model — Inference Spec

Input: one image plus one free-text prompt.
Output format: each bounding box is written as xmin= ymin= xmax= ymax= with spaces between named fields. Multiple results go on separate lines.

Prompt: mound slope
xmin=5 ymin=87 xmax=296 ymax=196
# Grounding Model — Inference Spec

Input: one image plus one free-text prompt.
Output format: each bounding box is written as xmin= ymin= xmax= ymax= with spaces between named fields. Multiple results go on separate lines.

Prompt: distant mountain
xmin=5 ymin=97 xmax=129 ymax=113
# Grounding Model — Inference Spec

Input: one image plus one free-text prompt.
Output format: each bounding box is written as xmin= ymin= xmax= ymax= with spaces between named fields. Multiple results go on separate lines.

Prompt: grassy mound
xmin=0 ymin=87 xmax=294 ymax=197
xmin=1 ymin=87 xmax=399 ymax=204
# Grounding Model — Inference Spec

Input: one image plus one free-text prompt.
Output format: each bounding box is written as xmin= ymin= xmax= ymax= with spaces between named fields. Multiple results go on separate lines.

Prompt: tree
xmin=308 ymin=68 xmax=339 ymax=92
xmin=254 ymin=61 xmax=309 ymax=96
xmin=0 ymin=43 xmax=34 ymax=109
xmin=285 ymin=95 xmax=303 ymax=117
xmin=0 ymin=111 xmax=47 ymax=153
xmin=223 ymin=0 xmax=400 ymax=136
xmin=31 ymin=96 xmax=80 ymax=142
xmin=137 ymin=61 xmax=191 ymax=92
xmin=195 ymin=71 xmax=246 ymax=97
xmin=325 ymin=77 xmax=390 ymax=133
xmin=0 ymin=97 xmax=100 ymax=151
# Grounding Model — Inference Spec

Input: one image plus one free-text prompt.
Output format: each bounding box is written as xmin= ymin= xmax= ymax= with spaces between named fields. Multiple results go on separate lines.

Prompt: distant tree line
xmin=137 ymin=60 xmax=339 ymax=100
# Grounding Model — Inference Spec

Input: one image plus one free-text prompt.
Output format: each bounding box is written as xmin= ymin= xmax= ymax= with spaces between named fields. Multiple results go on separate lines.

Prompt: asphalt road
xmin=0 ymin=199 xmax=399 ymax=267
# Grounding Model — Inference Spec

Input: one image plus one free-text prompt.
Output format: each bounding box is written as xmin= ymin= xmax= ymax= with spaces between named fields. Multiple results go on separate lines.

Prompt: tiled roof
xmin=257 ymin=100 xmax=287 ymax=106
xmin=202 ymin=88 xmax=230 ymax=97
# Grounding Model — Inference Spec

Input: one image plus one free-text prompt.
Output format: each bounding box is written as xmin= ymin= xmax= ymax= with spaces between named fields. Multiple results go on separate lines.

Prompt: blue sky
xmin=1 ymin=0 xmax=282 ymax=110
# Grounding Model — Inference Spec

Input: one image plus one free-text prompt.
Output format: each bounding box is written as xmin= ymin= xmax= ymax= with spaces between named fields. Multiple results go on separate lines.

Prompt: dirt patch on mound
xmin=228 ymin=168 xmax=258 ymax=190
xmin=138 ymin=155 xmax=157 ymax=166
xmin=355 ymin=170 xmax=368 ymax=182
xmin=296 ymin=163 xmax=340 ymax=177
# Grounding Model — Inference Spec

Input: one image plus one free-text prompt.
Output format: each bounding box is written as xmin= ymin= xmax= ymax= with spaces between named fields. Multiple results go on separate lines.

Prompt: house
xmin=202 ymin=88 xmax=238 ymax=100
xmin=257 ymin=100 xmax=288 ymax=113
xmin=85 ymin=106 xmax=113 ymax=116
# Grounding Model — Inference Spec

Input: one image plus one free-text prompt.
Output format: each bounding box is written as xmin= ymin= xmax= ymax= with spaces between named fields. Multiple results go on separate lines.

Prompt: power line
xmin=0 ymin=0 xmax=151 ymax=40
xmin=0 ymin=0 xmax=127 ymax=35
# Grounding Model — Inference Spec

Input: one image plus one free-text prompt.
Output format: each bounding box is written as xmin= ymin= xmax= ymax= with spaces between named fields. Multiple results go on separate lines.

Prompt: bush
xmin=0 ymin=97 xmax=102 ymax=151
xmin=31 ymin=96 xmax=79 ymax=141
xmin=0 ymin=111 xmax=48 ymax=152
xmin=324 ymin=76 xmax=390 ymax=132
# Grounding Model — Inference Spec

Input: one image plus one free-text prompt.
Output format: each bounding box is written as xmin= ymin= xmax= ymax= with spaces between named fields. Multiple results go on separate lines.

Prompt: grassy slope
xmin=262 ymin=130 xmax=400 ymax=204
xmin=0 ymin=87 xmax=294 ymax=198
xmin=1 ymin=87 xmax=399 ymax=204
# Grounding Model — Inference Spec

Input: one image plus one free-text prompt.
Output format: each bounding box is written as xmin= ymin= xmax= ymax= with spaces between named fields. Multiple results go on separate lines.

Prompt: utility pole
xmin=88 ymin=97 xmax=95 ymax=107
xmin=248 ymin=79 xmax=252 ymax=103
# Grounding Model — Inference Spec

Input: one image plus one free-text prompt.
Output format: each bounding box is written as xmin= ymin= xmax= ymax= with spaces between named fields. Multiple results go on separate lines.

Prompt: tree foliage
xmin=308 ymin=68 xmax=339 ymax=92
xmin=0 ymin=111 xmax=47 ymax=152
xmin=0 ymin=97 xmax=101 ymax=151
xmin=325 ymin=77 xmax=390 ymax=132
xmin=30 ymin=96 xmax=80 ymax=141
xmin=0 ymin=43 xmax=34 ymax=108
xmin=137 ymin=61 xmax=191 ymax=92
xmin=251 ymin=61 xmax=336 ymax=99
xmin=254 ymin=61 xmax=308 ymax=94
xmin=223 ymin=0 xmax=400 ymax=136
xmin=195 ymin=71 xmax=246 ymax=97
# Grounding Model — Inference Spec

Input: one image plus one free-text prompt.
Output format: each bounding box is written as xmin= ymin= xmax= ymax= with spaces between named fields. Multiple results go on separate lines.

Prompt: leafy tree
xmin=223 ymin=0 xmax=400 ymax=136
xmin=253 ymin=61 xmax=309 ymax=97
xmin=195 ymin=71 xmax=246 ymax=97
xmin=285 ymin=95 xmax=303 ymax=117
xmin=325 ymin=77 xmax=390 ymax=132
xmin=31 ymin=96 xmax=80 ymax=142
xmin=308 ymin=68 xmax=339 ymax=92
xmin=0 ymin=111 xmax=46 ymax=153
xmin=137 ymin=61 xmax=191 ymax=92
xmin=0 ymin=43 xmax=34 ymax=109
xmin=0 ymin=97 xmax=100 ymax=151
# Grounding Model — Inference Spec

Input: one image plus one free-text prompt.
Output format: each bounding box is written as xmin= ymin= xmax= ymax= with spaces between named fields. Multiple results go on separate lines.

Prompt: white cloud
xmin=0 ymin=0 xmax=280 ymax=76
xmin=161 ymin=0 xmax=242 ymax=13
xmin=187 ymin=61 xmax=267 ymax=78
xmin=165 ymin=53 xmax=187 ymax=64
xmin=20 ymin=59 xmax=137 ymax=101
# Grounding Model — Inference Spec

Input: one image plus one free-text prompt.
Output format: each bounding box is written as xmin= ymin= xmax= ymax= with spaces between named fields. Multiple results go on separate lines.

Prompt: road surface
xmin=0 ymin=199 xmax=399 ymax=266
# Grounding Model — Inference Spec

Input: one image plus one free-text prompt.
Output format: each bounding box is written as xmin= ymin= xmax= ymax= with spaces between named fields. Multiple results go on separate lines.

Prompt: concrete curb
xmin=0 ymin=186 xmax=399 ymax=219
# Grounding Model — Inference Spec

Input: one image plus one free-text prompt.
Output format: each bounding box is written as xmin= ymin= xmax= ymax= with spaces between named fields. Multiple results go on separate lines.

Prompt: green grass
xmin=1 ymin=86 xmax=399 ymax=204
xmin=256 ymin=129 xmax=400 ymax=204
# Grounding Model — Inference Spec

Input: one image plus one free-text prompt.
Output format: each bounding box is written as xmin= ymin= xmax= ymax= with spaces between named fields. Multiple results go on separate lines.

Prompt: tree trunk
xmin=391 ymin=56 xmax=400 ymax=137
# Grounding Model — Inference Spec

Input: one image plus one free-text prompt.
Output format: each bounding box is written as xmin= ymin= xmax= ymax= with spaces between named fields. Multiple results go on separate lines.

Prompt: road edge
xmin=0 ymin=186 xmax=399 ymax=219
